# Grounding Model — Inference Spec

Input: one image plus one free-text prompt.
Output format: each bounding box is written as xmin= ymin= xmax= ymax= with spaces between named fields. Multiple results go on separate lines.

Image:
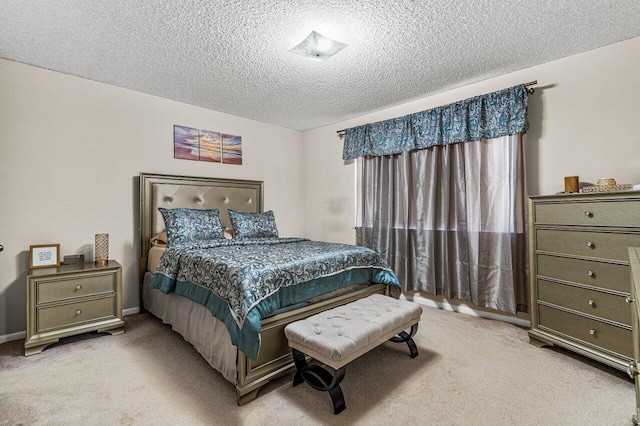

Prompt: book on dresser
xmin=24 ymin=260 xmax=125 ymax=356
xmin=528 ymin=190 xmax=640 ymax=371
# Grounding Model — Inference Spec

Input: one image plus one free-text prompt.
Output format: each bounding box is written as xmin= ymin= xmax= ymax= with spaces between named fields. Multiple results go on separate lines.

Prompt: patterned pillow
xmin=228 ymin=209 xmax=279 ymax=239
xmin=158 ymin=208 xmax=225 ymax=247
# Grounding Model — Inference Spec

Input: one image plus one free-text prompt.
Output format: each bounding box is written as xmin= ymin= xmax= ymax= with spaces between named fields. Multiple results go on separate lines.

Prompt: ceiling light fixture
xmin=289 ymin=31 xmax=347 ymax=62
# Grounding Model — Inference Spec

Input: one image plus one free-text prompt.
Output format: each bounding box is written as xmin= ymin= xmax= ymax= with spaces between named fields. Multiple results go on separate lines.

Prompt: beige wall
xmin=0 ymin=59 xmax=303 ymax=338
xmin=302 ymin=36 xmax=640 ymax=244
xmin=2 ymin=36 xmax=639 ymax=338
xmin=302 ymin=37 xmax=640 ymax=316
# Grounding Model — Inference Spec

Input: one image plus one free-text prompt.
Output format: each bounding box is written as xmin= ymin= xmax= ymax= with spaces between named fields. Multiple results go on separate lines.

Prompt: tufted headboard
xmin=139 ymin=172 xmax=263 ymax=286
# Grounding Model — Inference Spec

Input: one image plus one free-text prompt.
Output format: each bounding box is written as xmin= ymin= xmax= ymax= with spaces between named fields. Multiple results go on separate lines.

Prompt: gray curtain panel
xmin=356 ymin=134 xmax=528 ymax=314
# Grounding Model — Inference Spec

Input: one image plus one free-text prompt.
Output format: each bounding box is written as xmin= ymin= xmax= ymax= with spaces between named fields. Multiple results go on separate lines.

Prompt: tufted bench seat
xmin=284 ymin=293 xmax=423 ymax=414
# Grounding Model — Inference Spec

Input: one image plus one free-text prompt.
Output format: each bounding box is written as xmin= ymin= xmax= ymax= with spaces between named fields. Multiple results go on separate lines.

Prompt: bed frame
xmin=139 ymin=172 xmax=389 ymax=404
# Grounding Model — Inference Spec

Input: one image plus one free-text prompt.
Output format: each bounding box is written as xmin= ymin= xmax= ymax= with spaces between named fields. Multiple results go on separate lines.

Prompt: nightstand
xmin=25 ymin=260 xmax=125 ymax=356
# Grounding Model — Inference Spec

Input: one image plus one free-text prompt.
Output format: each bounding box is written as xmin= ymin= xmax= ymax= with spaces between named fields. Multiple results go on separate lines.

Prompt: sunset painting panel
xmin=199 ymin=130 xmax=222 ymax=162
xmin=222 ymin=134 xmax=243 ymax=165
xmin=174 ymin=125 xmax=199 ymax=161
xmin=174 ymin=125 xmax=242 ymax=166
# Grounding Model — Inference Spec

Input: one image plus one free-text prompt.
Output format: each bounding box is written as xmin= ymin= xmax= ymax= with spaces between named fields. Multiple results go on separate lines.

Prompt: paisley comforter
xmin=151 ymin=238 xmax=400 ymax=360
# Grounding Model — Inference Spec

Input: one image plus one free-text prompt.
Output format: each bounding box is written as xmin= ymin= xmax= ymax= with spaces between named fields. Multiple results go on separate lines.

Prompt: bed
xmin=138 ymin=172 xmax=400 ymax=404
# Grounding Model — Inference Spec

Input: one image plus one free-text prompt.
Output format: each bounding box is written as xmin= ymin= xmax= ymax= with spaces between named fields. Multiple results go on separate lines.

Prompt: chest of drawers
xmin=25 ymin=260 xmax=125 ymax=356
xmin=628 ymin=247 xmax=640 ymax=424
xmin=528 ymin=191 xmax=640 ymax=370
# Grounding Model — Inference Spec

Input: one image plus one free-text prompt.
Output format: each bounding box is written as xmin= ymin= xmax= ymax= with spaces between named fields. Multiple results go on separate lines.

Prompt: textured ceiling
xmin=1 ymin=1 xmax=639 ymax=131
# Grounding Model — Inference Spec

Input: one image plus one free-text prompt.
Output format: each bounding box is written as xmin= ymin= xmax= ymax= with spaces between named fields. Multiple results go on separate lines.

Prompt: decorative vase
xmin=95 ymin=233 xmax=109 ymax=265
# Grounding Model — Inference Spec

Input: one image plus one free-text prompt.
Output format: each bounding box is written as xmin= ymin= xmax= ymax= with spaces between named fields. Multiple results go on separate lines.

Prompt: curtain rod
xmin=336 ymin=80 xmax=537 ymax=138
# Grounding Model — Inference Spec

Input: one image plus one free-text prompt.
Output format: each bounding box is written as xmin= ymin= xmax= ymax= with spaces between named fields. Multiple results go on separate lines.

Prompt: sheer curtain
xmin=356 ymin=134 xmax=528 ymax=314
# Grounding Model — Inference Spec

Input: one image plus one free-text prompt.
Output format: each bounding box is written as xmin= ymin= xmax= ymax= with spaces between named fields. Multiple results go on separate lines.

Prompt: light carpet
xmin=0 ymin=307 xmax=635 ymax=425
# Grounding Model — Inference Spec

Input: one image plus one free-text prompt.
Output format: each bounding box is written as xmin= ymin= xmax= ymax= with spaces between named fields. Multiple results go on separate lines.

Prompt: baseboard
xmin=123 ymin=307 xmax=140 ymax=316
xmin=401 ymin=294 xmax=530 ymax=328
xmin=0 ymin=307 xmax=142 ymax=344
xmin=0 ymin=330 xmax=26 ymax=345
xmin=2 ymin=301 xmax=526 ymax=344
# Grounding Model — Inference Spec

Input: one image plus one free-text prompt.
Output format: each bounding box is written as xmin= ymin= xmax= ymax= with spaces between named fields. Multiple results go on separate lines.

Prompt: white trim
xmin=0 ymin=330 xmax=26 ymax=344
xmin=1 ymin=301 xmax=527 ymax=344
xmin=401 ymin=293 xmax=530 ymax=328
xmin=0 ymin=307 xmax=141 ymax=344
xmin=123 ymin=307 xmax=140 ymax=316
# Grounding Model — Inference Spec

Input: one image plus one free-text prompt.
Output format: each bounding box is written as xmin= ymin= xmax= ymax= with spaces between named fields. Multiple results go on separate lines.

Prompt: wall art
xmin=174 ymin=125 xmax=242 ymax=165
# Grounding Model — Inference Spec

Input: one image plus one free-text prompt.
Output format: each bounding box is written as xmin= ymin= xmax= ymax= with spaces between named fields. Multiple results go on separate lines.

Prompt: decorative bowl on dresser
xmin=25 ymin=260 xmax=125 ymax=356
xmin=528 ymin=190 xmax=640 ymax=371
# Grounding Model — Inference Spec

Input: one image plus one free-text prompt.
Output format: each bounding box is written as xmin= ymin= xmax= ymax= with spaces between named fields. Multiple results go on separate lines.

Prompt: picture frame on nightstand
xmin=29 ymin=244 xmax=60 ymax=269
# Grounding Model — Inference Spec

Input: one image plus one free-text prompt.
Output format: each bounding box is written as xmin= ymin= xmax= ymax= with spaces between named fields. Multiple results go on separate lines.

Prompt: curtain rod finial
xmin=523 ymin=80 xmax=537 ymax=94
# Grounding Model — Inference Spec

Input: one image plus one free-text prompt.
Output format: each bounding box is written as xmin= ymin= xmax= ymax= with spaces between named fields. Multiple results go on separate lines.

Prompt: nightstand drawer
xmin=536 ymin=254 xmax=629 ymax=293
xmin=37 ymin=297 xmax=116 ymax=332
xmin=534 ymin=200 xmax=640 ymax=227
xmin=538 ymin=304 xmax=632 ymax=358
xmin=537 ymin=279 xmax=631 ymax=325
xmin=536 ymin=229 xmax=639 ymax=261
xmin=37 ymin=273 xmax=115 ymax=304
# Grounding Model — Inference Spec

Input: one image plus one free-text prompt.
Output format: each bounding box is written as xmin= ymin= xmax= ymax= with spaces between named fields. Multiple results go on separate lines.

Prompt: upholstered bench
xmin=284 ymin=293 xmax=423 ymax=414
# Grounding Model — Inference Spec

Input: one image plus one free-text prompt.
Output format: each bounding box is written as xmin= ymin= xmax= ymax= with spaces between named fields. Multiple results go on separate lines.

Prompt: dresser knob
xmin=587 ymin=270 xmax=595 ymax=278
xmin=588 ymin=299 xmax=595 ymax=307
xmin=584 ymin=211 xmax=593 ymax=217
xmin=586 ymin=241 xmax=594 ymax=248
xmin=75 ymin=285 xmax=82 ymax=290
xmin=627 ymin=296 xmax=635 ymax=304
xmin=75 ymin=309 xmax=81 ymax=315
xmin=589 ymin=329 xmax=596 ymax=335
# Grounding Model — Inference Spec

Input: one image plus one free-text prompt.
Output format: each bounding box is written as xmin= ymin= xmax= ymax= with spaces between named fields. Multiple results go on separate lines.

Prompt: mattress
xmin=147 ymin=246 xmax=165 ymax=272
xmin=151 ymin=238 xmax=400 ymax=360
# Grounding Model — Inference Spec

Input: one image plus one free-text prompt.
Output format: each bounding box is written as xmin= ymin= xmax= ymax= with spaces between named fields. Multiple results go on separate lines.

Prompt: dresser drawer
xmin=536 ymin=229 xmax=640 ymax=261
xmin=37 ymin=297 xmax=116 ymax=332
xmin=534 ymin=200 xmax=640 ymax=227
xmin=37 ymin=273 xmax=116 ymax=304
xmin=537 ymin=279 xmax=631 ymax=325
xmin=538 ymin=304 xmax=632 ymax=358
xmin=536 ymin=254 xmax=629 ymax=293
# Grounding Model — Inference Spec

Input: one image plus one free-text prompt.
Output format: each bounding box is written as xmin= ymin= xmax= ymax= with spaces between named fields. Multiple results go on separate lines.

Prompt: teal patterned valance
xmin=342 ymin=85 xmax=529 ymax=160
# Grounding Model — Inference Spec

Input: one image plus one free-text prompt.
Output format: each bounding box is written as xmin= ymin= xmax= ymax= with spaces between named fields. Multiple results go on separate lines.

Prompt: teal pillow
xmin=159 ymin=208 xmax=224 ymax=247
xmin=228 ymin=210 xmax=279 ymax=239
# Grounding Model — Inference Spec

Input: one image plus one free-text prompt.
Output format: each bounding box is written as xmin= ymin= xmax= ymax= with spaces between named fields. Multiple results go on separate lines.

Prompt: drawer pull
xmin=584 ymin=211 xmax=593 ymax=218
xmin=588 ymin=299 xmax=595 ymax=307
xmin=587 ymin=270 xmax=595 ymax=278
xmin=627 ymin=296 xmax=635 ymax=304
xmin=627 ymin=361 xmax=639 ymax=379
xmin=589 ymin=329 xmax=596 ymax=335
xmin=586 ymin=241 xmax=594 ymax=248
xmin=75 ymin=309 xmax=81 ymax=315
xmin=75 ymin=285 xmax=82 ymax=290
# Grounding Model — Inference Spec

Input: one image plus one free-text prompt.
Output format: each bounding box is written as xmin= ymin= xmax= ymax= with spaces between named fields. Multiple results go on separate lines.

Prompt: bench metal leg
xmin=389 ymin=323 xmax=419 ymax=358
xmin=291 ymin=349 xmax=347 ymax=414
